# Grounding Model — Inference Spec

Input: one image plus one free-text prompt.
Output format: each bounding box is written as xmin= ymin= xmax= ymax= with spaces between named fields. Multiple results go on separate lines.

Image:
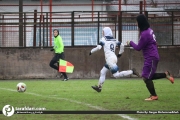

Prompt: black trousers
xmin=49 ymin=52 xmax=68 ymax=79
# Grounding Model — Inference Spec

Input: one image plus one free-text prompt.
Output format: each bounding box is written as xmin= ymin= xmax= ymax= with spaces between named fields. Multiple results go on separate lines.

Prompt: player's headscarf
xmin=136 ymin=14 xmax=150 ymax=32
xmin=53 ymin=29 xmax=59 ymax=37
xmin=103 ymin=27 xmax=113 ymax=37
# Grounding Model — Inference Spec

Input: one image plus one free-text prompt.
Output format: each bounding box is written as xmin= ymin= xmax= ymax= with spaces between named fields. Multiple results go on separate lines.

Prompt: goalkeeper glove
xmin=50 ymin=48 xmax=54 ymax=51
xmin=89 ymin=52 xmax=92 ymax=56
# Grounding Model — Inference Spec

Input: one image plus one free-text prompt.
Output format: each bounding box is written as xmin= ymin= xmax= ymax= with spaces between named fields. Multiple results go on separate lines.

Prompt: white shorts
xmin=106 ymin=55 xmax=117 ymax=69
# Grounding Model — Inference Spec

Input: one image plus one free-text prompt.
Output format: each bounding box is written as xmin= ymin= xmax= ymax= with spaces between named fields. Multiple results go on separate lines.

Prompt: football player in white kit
xmin=89 ymin=27 xmax=140 ymax=92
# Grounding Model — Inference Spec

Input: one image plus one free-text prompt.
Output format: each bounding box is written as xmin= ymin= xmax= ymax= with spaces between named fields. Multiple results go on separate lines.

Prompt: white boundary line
xmin=0 ymin=87 xmax=137 ymax=120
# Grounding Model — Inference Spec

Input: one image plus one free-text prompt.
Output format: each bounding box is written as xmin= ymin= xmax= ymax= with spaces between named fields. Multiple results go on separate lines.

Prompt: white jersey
xmin=101 ymin=37 xmax=119 ymax=59
xmin=90 ymin=27 xmax=129 ymax=77
xmin=91 ymin=36 xmax=124 ymax=60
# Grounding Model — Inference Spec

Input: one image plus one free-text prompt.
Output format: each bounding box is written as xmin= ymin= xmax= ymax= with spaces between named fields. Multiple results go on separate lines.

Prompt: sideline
xmin=0 ymin=87 xmax=137 ymax=120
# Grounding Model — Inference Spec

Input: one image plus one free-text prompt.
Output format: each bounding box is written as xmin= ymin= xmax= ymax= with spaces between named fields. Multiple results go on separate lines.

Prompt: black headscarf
xmin=53 ymin=29 xmax=59 ymax=37
xmin=136 ymin=14 xmax=150 ymax=32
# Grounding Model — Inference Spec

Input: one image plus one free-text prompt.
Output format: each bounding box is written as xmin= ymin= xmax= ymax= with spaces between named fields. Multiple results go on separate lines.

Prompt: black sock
xmin=145 ymin=80 xmax=157 ymax=96
xmin=151 ymin=73 xmax=166 ymax=80
xmin=62 ymin=72 xmax=68 ymax=79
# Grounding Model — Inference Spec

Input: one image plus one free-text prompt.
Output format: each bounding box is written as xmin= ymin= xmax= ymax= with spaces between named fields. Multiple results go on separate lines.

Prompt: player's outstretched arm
xmin=116 ymin=43 xmax=124 ymax=58
xmin=89 ymin=45 xmax=102 ymax=55
xmin=118 ymin=43 xmax=124 ymax=55
xmin=127 ymin=34 xmax=147 ymax=51
xmin=116 ymin=41 xmax=124 ymax=58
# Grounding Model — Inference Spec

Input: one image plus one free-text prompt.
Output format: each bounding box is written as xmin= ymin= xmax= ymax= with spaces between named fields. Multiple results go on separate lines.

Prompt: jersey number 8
xmin=110 ymin=44 xmax=114 ymax=52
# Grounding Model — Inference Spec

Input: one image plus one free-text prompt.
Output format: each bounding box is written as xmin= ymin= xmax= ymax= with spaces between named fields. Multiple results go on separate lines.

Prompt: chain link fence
xmin=0 ymin=11 xmax=180 ymax=47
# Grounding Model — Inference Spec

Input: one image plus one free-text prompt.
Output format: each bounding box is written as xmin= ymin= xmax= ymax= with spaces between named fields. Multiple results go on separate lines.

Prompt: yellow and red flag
xmin=59 ymin=59 xmax=74 ymax=73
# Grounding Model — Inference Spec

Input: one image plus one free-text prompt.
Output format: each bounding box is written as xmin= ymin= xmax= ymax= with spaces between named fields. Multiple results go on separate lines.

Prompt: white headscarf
xmin=103 ymin=27 xmax=113 ymax=37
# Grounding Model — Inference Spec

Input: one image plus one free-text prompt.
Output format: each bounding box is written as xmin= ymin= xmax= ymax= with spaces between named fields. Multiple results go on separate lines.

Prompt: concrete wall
xmin=0 ymin=47 xmax=179 ymax=80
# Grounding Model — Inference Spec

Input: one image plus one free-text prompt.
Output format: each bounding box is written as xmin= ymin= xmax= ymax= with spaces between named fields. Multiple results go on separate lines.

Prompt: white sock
xmin=98 ymin=67 xmax=108 ymax=87
xmin=113 ymin=70 xmax=133 ymax=78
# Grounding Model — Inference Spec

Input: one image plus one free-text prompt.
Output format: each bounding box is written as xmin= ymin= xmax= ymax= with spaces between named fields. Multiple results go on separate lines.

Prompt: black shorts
xmin=51 ymin=52 xmax=65 ymax=63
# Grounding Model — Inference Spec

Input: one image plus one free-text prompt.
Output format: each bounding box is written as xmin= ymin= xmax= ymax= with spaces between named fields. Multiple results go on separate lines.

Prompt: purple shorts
xmin=142 ymin=58 xmax=159 ymax=80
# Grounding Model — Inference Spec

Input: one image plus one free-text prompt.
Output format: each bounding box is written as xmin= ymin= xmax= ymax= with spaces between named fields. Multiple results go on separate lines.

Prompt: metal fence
xmin=0 ymin=11 xmax=180 ymax=47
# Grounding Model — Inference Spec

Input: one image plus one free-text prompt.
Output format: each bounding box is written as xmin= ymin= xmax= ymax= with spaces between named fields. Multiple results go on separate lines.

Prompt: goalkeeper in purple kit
xmin=127 ymin=14 xmax=174 ymax=101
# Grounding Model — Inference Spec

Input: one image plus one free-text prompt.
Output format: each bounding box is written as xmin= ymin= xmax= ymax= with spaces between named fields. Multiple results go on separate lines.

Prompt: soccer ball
xmin=17 ymin=82 xmax=26 ymax=92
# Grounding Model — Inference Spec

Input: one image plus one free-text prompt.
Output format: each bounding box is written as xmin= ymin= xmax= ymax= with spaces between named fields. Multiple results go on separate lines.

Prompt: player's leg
xmin=56 ymin=63 xmax=63 ymax=78
xmin=142 ymin=59 xmax=158 ymax=101
xmin=92 ymin=65 xmax=109 ymax=92
xmin=143 ymin=78 xmax=158 ymax=101
xmin=106 ymin=55 xmax=121 ymax=78
xmin=106 ymin=55 xmax=140 ymax=78
xmin=112 ymin=66 xmax=140 ymax=78
xmin=49 ymin=54 xmax=59 ymax=70
xmin=59 ymin=53 xmax=68 ymax=81
xmin=165 ymin=71 xmax=174 ymax=83
xmin=98 ymin=65 xmax=109 ymax=87
xmin=148 ymin=59 xmax=174 ymax=83
xmin=113 ymin=69 xmax=132 ymax=78
xmin=152 ymin=71 xmax=174 ymax=84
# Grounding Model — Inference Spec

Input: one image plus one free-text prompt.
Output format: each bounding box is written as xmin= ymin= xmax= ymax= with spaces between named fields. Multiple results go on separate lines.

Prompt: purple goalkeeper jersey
xmin=130 ymin=28 xmax=159 ymax=60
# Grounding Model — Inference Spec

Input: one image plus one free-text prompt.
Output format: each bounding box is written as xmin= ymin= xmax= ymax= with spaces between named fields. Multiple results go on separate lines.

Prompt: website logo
xmin=2 ymin=105 xmax=15 ymax=117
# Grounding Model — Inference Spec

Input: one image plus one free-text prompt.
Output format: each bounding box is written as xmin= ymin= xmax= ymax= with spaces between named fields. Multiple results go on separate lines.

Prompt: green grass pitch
xmin=0 ymin=79 xmax=180 ymax=120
